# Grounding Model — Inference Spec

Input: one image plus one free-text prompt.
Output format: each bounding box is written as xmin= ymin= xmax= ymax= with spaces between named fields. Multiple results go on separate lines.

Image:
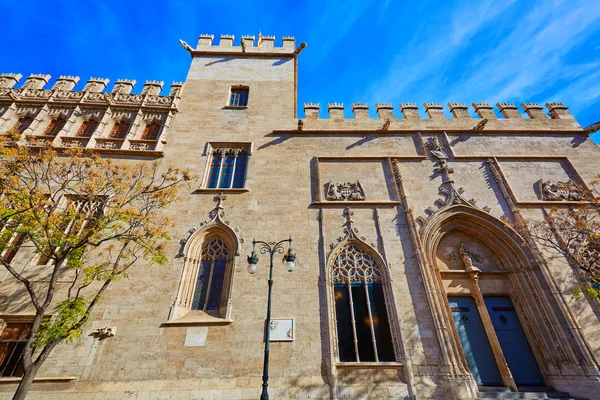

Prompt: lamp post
xmin=247 ymin=237 xmax=296 ymax=400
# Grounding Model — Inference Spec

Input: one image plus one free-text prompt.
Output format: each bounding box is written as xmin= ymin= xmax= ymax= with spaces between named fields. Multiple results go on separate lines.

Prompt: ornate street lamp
xmin=247 ymin=237 xmax=296 ymax=400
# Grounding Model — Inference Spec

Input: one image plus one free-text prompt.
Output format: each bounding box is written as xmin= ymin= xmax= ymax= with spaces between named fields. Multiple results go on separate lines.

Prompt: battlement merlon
xmin=0 ymin=73 xmax=23 ymax=88
xmin=292 ymin=102 xmax=581 ymax=132
xmin=23 ymin=74 xmax=51 ymax=89
xmin=112 ymin=79 xmax=137 ymax=94
xmin=53 ymin=76 xmax=80 ymax=91
xmin=190 ymin=34 xmax=307 ymax=57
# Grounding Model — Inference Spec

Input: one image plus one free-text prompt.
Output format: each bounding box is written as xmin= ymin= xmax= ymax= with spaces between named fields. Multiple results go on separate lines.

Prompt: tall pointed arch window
xmin=332 ymin=244 xmax=395 ymax=362
xmin=192 ymin=238 xmax=228 ymax=313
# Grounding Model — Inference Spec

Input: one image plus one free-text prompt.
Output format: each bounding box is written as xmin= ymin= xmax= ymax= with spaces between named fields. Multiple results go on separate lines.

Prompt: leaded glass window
xmin=206 ymin=148 xmax=248 ymax=189
xmin=332 ymin=244 xmax=395 ymax=362
xmin=192 ymin=238 xmax=228 ymax=313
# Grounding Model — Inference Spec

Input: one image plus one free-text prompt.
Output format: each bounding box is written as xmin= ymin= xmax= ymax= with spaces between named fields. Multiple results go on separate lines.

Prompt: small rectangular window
xmin=229 ymin=88 xmax=249 ymax=107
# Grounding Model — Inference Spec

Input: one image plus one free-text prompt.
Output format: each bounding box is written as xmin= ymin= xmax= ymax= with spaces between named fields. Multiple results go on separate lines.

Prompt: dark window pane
xmin=219 ymin=154 xmax=235 ymax=188
xmin=368 ymin=283 xmax=395 ymax=361
xmin=206 ymin=258 xmax=226 ymax=311
xmin=207 ymin=155 xmax=222 ymax=188
xmin=192 ymin=259 xmax=212 ymax=310
xmin=232 ymin=153 xmax=247 ymax=188
xmin=351 ymin=283 xmax=376 ymax=362
xmin=334 ymin=284 xmax=356 ymax=362
xmin=230 ymin=89 xmax=249 ymax=106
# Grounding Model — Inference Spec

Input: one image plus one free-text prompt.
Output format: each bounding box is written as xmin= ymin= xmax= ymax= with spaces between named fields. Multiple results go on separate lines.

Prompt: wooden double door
xmin=449 ymin=296 xmax=544 ymax=387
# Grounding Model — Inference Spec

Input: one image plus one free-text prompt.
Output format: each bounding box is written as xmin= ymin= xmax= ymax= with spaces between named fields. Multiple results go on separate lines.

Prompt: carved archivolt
xmin=325 ymin=181 xmax=365 ymax=201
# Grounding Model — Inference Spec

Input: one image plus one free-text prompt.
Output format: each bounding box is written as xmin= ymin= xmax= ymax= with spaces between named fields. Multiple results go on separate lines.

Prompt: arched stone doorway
xmin=436 ymin=229 xmax=543 ymax=389
xmin=419 ymin=205 xmax=597 ymax=395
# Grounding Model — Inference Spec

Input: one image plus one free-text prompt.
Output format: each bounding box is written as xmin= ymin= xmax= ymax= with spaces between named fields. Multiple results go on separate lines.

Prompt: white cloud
xmin=361 ymin=0 xmax=600 ymax=115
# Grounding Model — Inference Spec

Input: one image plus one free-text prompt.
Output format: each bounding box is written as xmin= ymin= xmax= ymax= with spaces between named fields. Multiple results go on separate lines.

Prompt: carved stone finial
xmin=214 ymin=192 xmax=227 ymax=209
xmin=342 ymin=207 xmax=354 ymax=228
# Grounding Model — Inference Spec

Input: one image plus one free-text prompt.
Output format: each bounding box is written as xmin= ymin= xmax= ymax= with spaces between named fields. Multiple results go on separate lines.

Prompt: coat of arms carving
xmin=326 ymin=181 xmax=366 ymax=201
xmin=538 ymin=179 xmax=585 ymax=201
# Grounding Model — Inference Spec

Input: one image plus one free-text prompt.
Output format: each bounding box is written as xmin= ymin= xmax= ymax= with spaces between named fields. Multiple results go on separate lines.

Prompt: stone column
xmin=467 ymin=268 xmax=518 ymax=391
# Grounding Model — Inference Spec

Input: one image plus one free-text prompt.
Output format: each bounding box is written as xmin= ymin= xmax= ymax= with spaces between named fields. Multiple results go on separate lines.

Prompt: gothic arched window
xmin=192 ymin=238 xmax=228 ymax=313
xmin=109 ymin=120 xmax=131 ymax=139
xmin=12 ymin=116 xmax=33 ymax=134
xmin=76 ymin=119 xmax=99 ymax=137
xmin=43 ymin=117 xmax=67 ymax=137
xmin=140 ymin=121 xmax=161 ymax=140
xmin=332 ymin=244 xmax=395 ymax=362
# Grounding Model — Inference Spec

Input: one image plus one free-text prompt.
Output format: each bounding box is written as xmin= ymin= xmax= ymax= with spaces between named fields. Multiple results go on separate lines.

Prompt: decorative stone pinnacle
xmin=376 ymin=103 xmax=393 ymax=108
xmin=199 ymin=34 xmax=214 ymax=38
xmin=352 ymin=102 xmax=368 ymax=109
xmin=328 ymin=102 xmax=343 ymax=109
xmin=282 ymin=36 xmax=295 ymax=40
xmin=304 ymin=102 xmax=319 ymax=108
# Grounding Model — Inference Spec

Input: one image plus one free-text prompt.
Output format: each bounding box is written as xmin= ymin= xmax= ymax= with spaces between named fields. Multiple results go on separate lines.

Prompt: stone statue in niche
xmin=458 ymin=242 xmax=484 ymax=271
xmin=539 ymin=179 xmax=585 ymax=201
xmin=326 ymin=181 xmax=366 ymax=201
xmin=426 ymin=137 xmax=453 ymax=173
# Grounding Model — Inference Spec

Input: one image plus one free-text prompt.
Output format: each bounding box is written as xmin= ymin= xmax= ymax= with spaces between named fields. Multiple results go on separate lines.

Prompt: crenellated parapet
xmin=295 ymin=102 xmax=582 ymax=132
xmin=0 ymin=73 xmax=186 ymax=157
xmin=188 ymin=34 xmax=306 ymax=56
xmin=0 ymin=74 xmax=183 ymax=108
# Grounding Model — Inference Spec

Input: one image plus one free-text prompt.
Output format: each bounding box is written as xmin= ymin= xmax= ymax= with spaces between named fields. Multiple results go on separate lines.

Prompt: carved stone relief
xmin=325 ymin=181 xmax=365 ymax=201
xmin=538 ymin=179 xmax=585 ymax=201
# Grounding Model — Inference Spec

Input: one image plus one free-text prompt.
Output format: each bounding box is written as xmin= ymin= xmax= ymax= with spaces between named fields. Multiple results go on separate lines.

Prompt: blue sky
xmin=2 ymin=0 xmax=600 ymax=142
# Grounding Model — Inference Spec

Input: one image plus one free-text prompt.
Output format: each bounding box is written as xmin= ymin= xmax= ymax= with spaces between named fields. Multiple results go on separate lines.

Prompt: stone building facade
xmin=1 ymin=33 xmax=600 ymax=399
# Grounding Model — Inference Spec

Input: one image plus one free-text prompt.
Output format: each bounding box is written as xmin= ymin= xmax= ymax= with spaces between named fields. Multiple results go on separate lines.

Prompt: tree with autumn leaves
xmin=0 ymin=133 xmax=193 ymax=400
xmin=518 ymin=178 xmax=600 ymax=300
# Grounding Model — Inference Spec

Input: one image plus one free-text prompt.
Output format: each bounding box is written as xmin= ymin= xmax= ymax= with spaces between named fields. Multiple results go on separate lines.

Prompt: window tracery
xmin=331 ymin=243 xmax=395 ymax=362
xmin=192 ymin=238 xmax=229 ymax=313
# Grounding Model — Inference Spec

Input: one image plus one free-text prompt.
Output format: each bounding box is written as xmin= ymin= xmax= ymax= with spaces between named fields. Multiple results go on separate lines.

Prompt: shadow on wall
xmin=286 ymin=369 xmax=413 ymax=399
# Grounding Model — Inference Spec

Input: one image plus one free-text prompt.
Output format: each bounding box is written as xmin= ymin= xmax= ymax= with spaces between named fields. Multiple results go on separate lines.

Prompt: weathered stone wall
xmin=1 ymin=34 xmax=600 ymax=399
